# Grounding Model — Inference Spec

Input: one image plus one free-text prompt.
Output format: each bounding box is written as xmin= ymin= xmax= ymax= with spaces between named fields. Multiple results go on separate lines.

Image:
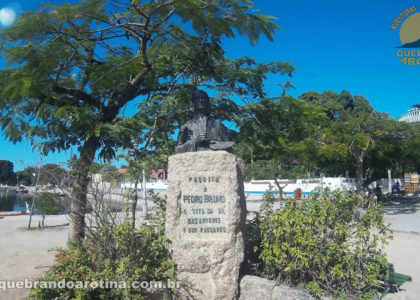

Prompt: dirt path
xmin=383 ymin=231 xmax=420 ymax=300
xmin=0 ymin=215 xmax=68 ymax=300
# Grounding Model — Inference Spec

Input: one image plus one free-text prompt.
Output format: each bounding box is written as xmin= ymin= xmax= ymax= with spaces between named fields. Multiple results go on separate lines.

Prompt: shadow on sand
xmin=380 ymin=195 xmax=420 ymax=216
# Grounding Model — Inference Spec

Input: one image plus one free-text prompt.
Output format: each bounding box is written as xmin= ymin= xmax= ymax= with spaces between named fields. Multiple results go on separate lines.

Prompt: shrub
xmin=29 ymin=194 xmax=177 ymax=300
xmin=242 ymin=212 xmax=263 ymax=276
xmin=36 ymin=192 xmax=64 ymax=228
xmin=258 ymin=190 xmax=390 ymax=299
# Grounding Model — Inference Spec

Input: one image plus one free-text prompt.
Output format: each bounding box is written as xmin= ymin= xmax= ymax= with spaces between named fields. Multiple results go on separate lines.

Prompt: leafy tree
xmin=236 ymin=90 xmax=411 ymax=191
xmin=318 ymin=93 xmax=408 ymax=189
xmin=38 ymin=163 xmax=68 ymax=186
xmin=341 ymin=112 xmax=408 ymax=188
xmin=299 ymin=90 xmax=359 ymax=120
xmin=16 ymin=166 xmax=37 ymax=186
xmin=278 ymin=80 xmax=296 ymax=97
xmin=16 ymin=164 xmax=67 ymax=186
xmin=298 ymin=90 xmax=409 ymax=189
xmin=0 ymin=0 xmax=293 ymax=244
xmin=244 ymin=160 xmax=278 ymax=181
xmin=398 ymin=123 xmax=420 ymax=174
xmin=235 ymin=96 xmax=328 ymax=181
xmin=0 ymin=160 xmax=16 ymax=185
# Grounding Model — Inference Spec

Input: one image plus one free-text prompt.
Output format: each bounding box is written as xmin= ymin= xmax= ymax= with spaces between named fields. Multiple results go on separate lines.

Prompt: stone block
xmin=166 ymin=151 xmax=246 ymax=300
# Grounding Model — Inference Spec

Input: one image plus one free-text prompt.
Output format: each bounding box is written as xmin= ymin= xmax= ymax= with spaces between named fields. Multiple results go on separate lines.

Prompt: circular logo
xmin=399 ymin=12 xmax=420 ymax=48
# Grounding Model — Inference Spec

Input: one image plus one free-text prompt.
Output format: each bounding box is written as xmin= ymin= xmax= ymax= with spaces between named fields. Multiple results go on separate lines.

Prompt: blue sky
xmin=0 ymin=0 xmax=419 ymax=170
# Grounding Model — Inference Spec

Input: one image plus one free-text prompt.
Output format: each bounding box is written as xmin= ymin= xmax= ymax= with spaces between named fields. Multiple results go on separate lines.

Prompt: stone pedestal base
xmin=165 ymin=151 xmax=246 ymax=300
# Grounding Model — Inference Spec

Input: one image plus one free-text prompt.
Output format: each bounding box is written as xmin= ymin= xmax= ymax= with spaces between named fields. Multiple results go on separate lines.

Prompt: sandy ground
xmin=381 ymin=197 xmax=420 ymax=300
xmin=384 ymin=231 xmax=420 ymax=300
xmin=0 ymin=215 xmax=69 ymax=300
xmin=0 ymin=197 xmax=419 ymax=299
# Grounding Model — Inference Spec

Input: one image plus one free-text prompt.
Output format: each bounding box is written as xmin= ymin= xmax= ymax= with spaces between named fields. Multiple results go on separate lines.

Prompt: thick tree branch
xmin=52 ymin=85 xmax=102 ymax=109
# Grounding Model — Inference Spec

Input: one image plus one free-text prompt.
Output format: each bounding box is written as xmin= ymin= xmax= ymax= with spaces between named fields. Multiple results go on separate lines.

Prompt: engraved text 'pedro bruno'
xmin=181 ymin=175 xmax=228 ymax=237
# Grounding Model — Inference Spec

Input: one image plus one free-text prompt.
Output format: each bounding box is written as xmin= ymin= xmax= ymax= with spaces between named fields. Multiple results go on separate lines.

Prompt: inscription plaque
xmin=180 ymin=176 xmax=228 ymax=240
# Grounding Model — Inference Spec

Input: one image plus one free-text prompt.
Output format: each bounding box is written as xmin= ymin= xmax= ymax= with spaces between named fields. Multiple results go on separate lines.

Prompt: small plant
xmin=36 ymin=192 xmax=64 ymax=228
xmin=258 ymin=190 xmax=390 ymax=299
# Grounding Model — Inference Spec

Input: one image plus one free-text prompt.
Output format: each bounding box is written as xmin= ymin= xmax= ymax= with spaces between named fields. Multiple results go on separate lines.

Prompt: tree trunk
xmin=27 ymin=194 xmax=36 ymax=229
xmin=274 ymin=176 xmax=283 ymax=200
xmin=274 ymin=176 xmax=284 ymax=200
xmin=68 ymin=138 xmax=99 ymax=246
xmin=132 ymin=179 xmax=138 ymax=228
xmin=355 ymin=151 xmax=366 ymax=191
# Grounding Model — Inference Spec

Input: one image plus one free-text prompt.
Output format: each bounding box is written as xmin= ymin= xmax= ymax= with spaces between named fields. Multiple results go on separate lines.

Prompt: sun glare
xmin=0 ymin=7 xmax=17 ymax=27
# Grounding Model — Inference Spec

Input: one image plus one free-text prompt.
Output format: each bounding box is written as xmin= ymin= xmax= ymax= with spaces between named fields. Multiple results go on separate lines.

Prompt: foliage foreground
xmin=29 ymin=199 xmax=178 ymax=300
xmin=258 ymin=190 xmax=390 ymax=299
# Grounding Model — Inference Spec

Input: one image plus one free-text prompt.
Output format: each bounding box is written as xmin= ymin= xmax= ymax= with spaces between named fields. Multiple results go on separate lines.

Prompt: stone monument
xmin=166 ymin=89 xmax=246 ymax=299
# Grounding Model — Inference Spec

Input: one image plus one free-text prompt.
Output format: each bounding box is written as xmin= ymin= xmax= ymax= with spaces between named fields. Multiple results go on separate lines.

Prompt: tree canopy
xmin=235 ymin=90 xmax=413 ymax=190
xmin=0 ymin=0 xmax=293 ymax=244
xmin=0 ymin=0 xmax=293 ymax=157
xmin=0 ymin=160 xmax=16 ymax=185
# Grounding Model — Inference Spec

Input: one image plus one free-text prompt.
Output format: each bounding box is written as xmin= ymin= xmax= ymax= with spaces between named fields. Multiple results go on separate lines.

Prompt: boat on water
xmin=0 ymin=202 xmax=31 ymax=217
xmin=0 ymin=211 xmax=30 ymax=217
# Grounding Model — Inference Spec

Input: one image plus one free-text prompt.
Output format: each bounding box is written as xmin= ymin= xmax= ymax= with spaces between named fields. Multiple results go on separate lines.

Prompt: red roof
xmin=118 ymin=168 xmax=128 ymax=174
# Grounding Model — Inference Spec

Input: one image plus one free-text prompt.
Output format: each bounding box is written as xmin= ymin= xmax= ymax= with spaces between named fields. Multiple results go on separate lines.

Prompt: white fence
xmin=120 ymin=177 xmax=404 ymax=196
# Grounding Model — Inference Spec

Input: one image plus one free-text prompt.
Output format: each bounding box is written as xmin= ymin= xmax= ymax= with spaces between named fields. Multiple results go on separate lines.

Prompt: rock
xmin=246 ymin=211 xmax=258 ymax=222
xmin=239 ymin=275 xmax=316 ymax=300
xmin=166 ymin=151 xmax=246 ymax=300
xmin=239 ymin=275 xmax=276 ymax=300
xmin=271 ymin=285 xmax=315 ymax=300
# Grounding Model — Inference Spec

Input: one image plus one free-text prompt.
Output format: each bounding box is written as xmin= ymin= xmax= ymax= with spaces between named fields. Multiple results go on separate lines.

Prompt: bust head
xmin=192 ymin=89 xmax=210 ymax=114
xmin=175 ymin=88 xmax=234 ymax=153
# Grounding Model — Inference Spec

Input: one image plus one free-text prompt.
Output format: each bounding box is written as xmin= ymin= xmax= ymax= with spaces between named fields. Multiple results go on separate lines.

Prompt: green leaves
xmin=29 ymin=215 xmax=177 ymax=299
xmin=1 ymin=0 xmax=294 ymax=243
xmin=236 ymin=89 xmax=412 ymax=185
xmin=171 ymin=0 xmax=280 ymax=45
xmin=0 ymin=0 xmax=290 ymax=160
xmin=235 ymin=96 xmax=327 ymax=179
xmin=259 ymin=190 xmax=390 ymax=299
xmin=0 ymin=160 xmax=16 ymax=185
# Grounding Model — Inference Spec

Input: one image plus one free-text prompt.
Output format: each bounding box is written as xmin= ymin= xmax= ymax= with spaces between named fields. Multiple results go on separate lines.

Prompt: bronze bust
xmin=175 ymin=89 xmax=234 ymax=153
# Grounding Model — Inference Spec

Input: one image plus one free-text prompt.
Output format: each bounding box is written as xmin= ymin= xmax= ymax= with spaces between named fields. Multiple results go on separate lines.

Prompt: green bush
xmin=36 ymin=192 xmax=64 ymax=228
xmin=258 ymin=190 xmax=390 ymax=299
xmin=29 ymin=195 xmax=177 ymax=300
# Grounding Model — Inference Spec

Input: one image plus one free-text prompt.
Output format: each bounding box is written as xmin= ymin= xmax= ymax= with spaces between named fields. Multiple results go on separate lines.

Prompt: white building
xmin=398 ymin=104 xmax=420 ymax=124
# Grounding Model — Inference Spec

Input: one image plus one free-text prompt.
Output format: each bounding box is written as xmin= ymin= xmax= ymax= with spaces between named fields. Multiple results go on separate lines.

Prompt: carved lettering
xmin=183 ymin=195 xmax=225 ymax=203
xmin=188 ymin=176 xmax=221 ymax=184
